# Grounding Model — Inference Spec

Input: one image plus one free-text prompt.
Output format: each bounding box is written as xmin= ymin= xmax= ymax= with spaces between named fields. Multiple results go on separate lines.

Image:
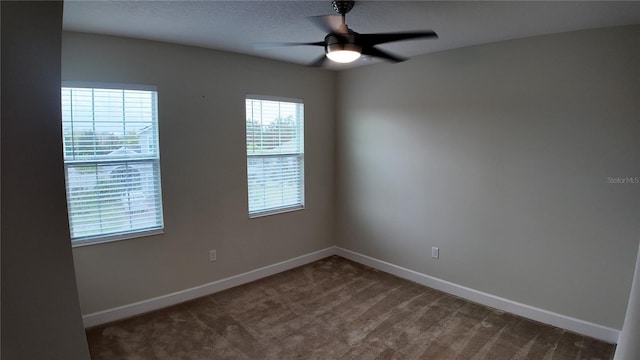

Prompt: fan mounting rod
xmin=332 ymin=0 xmax=355 ymax=28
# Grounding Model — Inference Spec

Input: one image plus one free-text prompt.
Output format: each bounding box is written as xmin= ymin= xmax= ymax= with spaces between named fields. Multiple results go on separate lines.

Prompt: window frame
xmin=61 ymin=81 xmax=165 ymax=247
xmin=245 ymin=94 xmax=305 ymax=218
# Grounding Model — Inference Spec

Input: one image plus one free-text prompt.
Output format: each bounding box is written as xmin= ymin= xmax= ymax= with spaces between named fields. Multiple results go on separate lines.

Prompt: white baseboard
xmin=335 ymin=247 xmax=620 ymax=344
xmin=83 ymin=245 xmax=620 ymax=344
xmin=82 ymin=246 xmax=335 ymax=328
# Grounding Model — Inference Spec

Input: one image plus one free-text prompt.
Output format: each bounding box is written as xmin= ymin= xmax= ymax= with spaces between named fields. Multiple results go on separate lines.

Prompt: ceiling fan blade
xmin=358 ymin=31 xmax=438 ymax=46
xmin=252 ymin=41 xmax=325 ymax=50
xmin=361 ymin=46 xmax=407 ymax=63
xmin=307 ymin=15 xmax=345 ymax=34
xmin=309 ymin=54 xmax=329 ymax=67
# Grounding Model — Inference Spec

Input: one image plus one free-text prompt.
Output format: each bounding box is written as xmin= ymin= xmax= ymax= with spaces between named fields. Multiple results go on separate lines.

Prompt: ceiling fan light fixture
xmin=255 ymin=1 xmax=437 ymax=67
xmin=326 ymin=49 xmax=361 ymax=63
xmin=326 ymin=43 xmax=361 ymax=63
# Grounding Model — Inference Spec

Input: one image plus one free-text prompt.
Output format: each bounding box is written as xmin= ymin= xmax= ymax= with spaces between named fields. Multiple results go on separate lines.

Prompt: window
xmin=246 ymin=95 xmax=304 ymax=217
xmin=61 ymin=83 xmax=164 ymax=245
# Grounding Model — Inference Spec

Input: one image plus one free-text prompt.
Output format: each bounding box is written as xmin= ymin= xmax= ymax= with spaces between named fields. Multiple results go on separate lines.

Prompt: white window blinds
xmin=246 ymin=95 xmax=305 ymax=217
xmin=61 ymin=85 xmax=164 ymax=244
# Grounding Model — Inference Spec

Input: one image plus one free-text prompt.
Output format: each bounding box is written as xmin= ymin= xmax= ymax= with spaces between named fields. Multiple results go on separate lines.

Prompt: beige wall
xmin=62 ymin=32 xmax=336 ymax=314
xmin=336 ymin=25 xmax=640 ymax=329
xmin=1 ymin=2 xmax=90 ymax=359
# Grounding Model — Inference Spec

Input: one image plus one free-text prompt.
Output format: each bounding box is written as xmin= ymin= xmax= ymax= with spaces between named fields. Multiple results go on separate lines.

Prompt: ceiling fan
xmin=256 ymin=0 xmax=438 ymax=67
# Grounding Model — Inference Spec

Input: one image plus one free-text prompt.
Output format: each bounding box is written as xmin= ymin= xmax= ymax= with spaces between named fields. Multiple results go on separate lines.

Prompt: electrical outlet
xmin=432 ymin=247 xmax=439 ymax=259
xmin=209 ymin=249 xmax=217 ymax=262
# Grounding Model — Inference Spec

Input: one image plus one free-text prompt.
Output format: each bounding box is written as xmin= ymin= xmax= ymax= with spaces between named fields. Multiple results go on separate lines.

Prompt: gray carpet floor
xmin=86 ymin=256 xmax=615 ymax=359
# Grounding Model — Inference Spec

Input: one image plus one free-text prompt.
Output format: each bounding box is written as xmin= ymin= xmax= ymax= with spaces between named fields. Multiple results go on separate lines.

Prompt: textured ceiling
xmin=63 ymin=1 xmax=640 ymax=70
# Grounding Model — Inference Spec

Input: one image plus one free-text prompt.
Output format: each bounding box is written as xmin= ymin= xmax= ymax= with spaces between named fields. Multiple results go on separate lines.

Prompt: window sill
xmin=71 ymin=228 xmax=164 ymax=248
xmin=249 ymin=205 xmax=304 ymax=219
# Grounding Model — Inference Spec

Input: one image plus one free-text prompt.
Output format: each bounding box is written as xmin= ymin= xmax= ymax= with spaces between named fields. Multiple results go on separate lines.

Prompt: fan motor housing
xmin=324 ymin=33 xmax=361 ymax=54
